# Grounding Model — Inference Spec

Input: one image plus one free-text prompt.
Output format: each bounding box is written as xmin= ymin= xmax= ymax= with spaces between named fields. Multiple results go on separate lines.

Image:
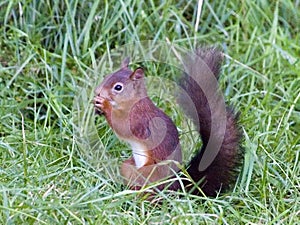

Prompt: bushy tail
xmin=178 ymin=47 xmax=243 ymax=196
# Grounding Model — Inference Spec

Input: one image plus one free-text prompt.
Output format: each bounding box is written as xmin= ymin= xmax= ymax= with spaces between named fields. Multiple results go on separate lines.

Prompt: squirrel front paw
xmin=93 ymin=96 xmax=106 ymax=115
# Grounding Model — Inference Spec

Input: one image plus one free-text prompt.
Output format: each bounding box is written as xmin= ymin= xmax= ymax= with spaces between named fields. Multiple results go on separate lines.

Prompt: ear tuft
xmin=121 ymin=57 xmax=130 ymax=68
xmin=130 ymin=67 xmax=144 ymax=80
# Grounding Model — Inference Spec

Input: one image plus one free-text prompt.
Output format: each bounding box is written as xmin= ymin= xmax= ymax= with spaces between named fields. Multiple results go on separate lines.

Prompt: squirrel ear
xmin=130 ymin=67 xmax=144 ymax=80
xmin=121 ymin=57 xmax=130 ymax=68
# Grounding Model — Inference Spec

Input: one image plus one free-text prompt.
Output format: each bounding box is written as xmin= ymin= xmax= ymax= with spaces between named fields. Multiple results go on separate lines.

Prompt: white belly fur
xmin=126 ymin=140 xmax=148 ymax=169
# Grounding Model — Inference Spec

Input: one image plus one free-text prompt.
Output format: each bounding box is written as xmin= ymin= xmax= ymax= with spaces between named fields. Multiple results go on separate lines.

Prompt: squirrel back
xmin=94 ymin=47 xmax=243 ymax=196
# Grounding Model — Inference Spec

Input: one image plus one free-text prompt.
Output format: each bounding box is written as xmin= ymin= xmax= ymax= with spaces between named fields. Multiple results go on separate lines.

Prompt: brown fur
xmin=177 ymin=47 xmax=243 ymax=196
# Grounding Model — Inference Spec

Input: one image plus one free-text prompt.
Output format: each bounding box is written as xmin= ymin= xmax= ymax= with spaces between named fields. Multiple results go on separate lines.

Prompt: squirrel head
xmin=94 ymin=58 xmax=148 ymax=116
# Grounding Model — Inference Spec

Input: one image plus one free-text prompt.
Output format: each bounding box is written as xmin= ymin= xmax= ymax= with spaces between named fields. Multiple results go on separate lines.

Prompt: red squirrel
xmin=93 ymin=47 xmax=242 ymax=197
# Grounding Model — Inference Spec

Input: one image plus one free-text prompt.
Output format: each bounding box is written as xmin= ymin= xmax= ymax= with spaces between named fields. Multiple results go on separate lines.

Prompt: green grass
xmin=1 ymin=0 xmax=299 ymax=224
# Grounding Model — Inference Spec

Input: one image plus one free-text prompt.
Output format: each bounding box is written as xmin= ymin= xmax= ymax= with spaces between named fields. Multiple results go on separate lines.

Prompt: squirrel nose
xmin=95 ymin=84 xmax=104 ymax=96
xmin=94 ymin=88 xmax=101 ymax=96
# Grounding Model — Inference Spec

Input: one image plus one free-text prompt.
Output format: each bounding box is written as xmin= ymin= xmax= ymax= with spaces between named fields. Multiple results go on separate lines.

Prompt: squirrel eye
xmin=113 ymin=82 xmax=123 ymax=92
